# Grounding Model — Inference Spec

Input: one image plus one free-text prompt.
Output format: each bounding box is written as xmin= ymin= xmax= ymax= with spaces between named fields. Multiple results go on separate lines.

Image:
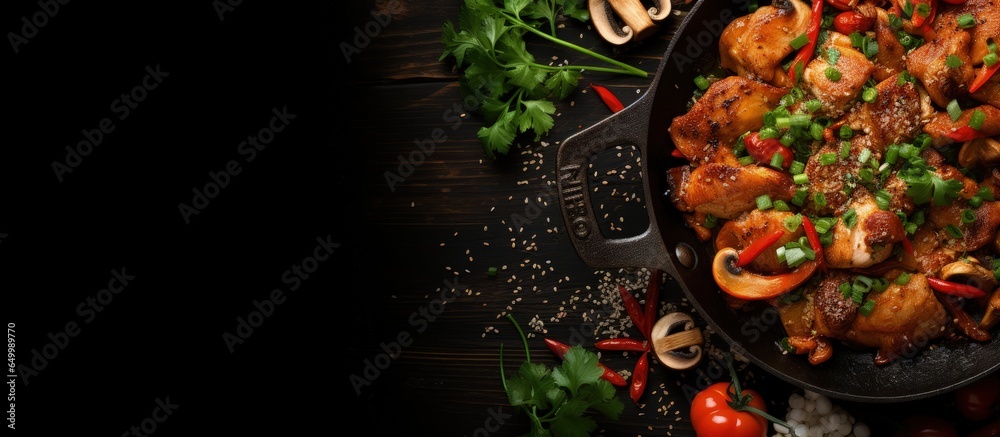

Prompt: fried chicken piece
xmin=719 ymin=0 xmax=812 ymax=87
xmin=843 ymin=273 xmax=948 ymax=365
xmin=803 ymin=32 xmax=875 ymax=117
xmin=668 ymin=76 xmax=787 ymax=165
xmin=872 ymin=7 xmax=907 ymax=82
xmin=823 ymin=189 xmax=906 ymax=269
xmin=906 ymin=27 xmax=975 ymax=108
xmin=714 ymin=209 xmax=805 ymax=274
xmin=840 ymin=75 xmax=934 ymax=151
xmin=665 ymin=163 xmax=796 ymax=219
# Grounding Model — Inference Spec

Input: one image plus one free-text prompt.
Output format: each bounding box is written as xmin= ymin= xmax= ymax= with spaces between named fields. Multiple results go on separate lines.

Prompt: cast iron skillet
xmin=556 ymin=0 xmax=1000 ymax=402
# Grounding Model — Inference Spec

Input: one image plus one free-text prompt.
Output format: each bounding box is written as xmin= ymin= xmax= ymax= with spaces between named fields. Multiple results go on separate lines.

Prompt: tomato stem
xmin=722 ymin=353 xmax=799 ymax=436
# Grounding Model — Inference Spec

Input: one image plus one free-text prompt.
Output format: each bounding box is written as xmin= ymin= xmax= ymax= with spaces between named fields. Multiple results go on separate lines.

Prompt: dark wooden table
xmin=4 ymin=0 xmax=996 ymax=435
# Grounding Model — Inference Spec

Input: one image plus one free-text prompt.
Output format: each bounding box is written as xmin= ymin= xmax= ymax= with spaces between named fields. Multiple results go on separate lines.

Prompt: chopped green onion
xmin=825 ymin=67 xmax=842 ymax=82
xmin=979 ymin=186 xmax=995 ymax=201
xmin=487 ymin=266 xmax=498 ymax=277
xmin=790 ymin=33 xmax=810 ymax=50
xmin=905 ymin=221 xmax=918 ymax=234
xmin=970 ymin=109 xmax=986 ymax=130
xmin=876 ymin=190 xmax=892 ymax=210
xmin=790 ymin=160 xmax=806 ymax=175
xmin=947 ymin=99 xmax=962 ymax=122
xmin=858 ymin=148 xmax=872 ymax=164
xmin=859 ymin=168 xmax=874 ymax=183
xmin=862 ymin=87 xmax=878 ymax=103
xmin=895 ymin=272 xmax=911 ymax=285
xmin=810 ymin=122 xmax=824 ymax=140
xmin=756 ymin=194 xmax=773 ymax=210
xmin=694 ymin=75 xmax=710 ymax=90
xmin=844 ymin=208 xmax=858 ymax=228
xmin=759 ymin=126 xmax=780 ymax=139
xmin=986 ymin=53 xmax=999 ymax=67
xmin=958 ymin=13 xmax=976 ymax=28
xmin=813 ymin=217 xmax=837 ymax=234
xmin=915 ymin=2 xmax=930 ymax=18
xmin=806 ymin=99 xmax=822 ymax=113
xmin=826 ymin=47 xmax=841 ymax=65
xmin=819 ymin=153 xmax=837 ymax=165
xmin=780 ymin=131 xmax=797 ymax=147
xmin=793 ymin=173 xmax=810 ymax=185
xmin=970 ymin=195 xmax=984 ymax=208
xmin=946 ymin=55 xmax=963 ymax=69
xmin=962 ymin=209 xmax=976 ymax=224
xmin=785 ymin=247 xmax=807 ymax=267
xmin=704 ymin=214 xmax=718 ymax=228
xmin=872 ymin=277 xmax=890 ymax=293
xmin=814 ymin=192 xmax=827 ymax=208
xmin=945 ymin=224 xmax=964 ymax=239
xmin=911 ymin=210 xmax=926 ymax=226
xmin=738 ymin=155 xmax=755 ymax=165
xmin=770 ymin=152 xmax=785 ymax=169
xmin=748 ymin=0 xmax=758 ymax=12
xmin=791 ymin=188 xmax=809 ymax=206
xmin=859 ymin=300 xmax=876 ymax=316
xmin=784 ymin=214 xmax=803 ymax=232
xmin=840 ymin=125 xmax=854 ymax=139
xmin=774 ymin=199 xmax=791 ymax=211
xmin=840 ymin=141 xmax=851 ymax=159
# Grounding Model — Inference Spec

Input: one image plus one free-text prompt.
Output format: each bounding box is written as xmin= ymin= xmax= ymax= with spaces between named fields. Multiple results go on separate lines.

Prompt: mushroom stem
xmin=712 ymin=247 xmax=819 ymax=300
xmin=980 ymin=288 xmax=1000 ymax=331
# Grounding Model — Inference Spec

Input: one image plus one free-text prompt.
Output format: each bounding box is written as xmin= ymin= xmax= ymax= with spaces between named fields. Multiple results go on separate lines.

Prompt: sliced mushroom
xmin=589 ymin=0 xmax=657 ymax=45
xmin=980 ymin=288 xmax=1000 ymax=331
xmin=651 ymin=312 xmax=703 ymax=370
xmin=712 ymin=247 xmax=819 ymax=300
xmin=958 ymin=137 xmax=1000 ymax=169
xmin=939 ymin=257 xmax=997 ymax=293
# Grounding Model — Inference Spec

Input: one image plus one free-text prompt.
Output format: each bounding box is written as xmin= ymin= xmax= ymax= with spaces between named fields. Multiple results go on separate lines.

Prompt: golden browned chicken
xmin=823 ymin=189 xmax=906 ymax=269
xmin=925 ymin=104 xmax=1000 ymax=147
xmin=802 ymin=32 xmax=875 ymax=117
xmin=714 ymin=209 xmax=805 ymax=274
xmin=839 ymin=75 xmax=934 ymax=151
xmin=718 ymin=0 xmax=812 ymax=87
xmin=668 ymin=76 xmax=787 ymax=164
xmin=872 ymin=7 xmax=907 ymax=82
xmin=666 ymin=163 xmax=796 ymax=219
xmin=905 ymin=27 xmax=974 ymax=108
xmin=940 ymin=0 xmax=1000 ymax=65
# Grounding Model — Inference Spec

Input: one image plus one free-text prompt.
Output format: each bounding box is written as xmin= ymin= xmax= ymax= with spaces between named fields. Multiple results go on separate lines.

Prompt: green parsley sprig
xmin=501 ymin=314 xmax=624 ymax=436
xmin=440 ymin=0 xmax=648 ymax=158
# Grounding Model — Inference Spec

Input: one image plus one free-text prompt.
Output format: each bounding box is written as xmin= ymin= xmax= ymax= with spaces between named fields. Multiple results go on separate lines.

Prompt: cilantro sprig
xmin=441 ymin=0 xmax=648 ymax=158
xmin=501 ymin=314 xmax=624 ymax=436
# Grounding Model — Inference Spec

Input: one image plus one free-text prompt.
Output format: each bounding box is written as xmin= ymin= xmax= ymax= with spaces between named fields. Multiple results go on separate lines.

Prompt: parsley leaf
xmin=441 ymin=0 xmax=646 ymax=158
xmin=501 ymin=314 xmax=624 ymax=437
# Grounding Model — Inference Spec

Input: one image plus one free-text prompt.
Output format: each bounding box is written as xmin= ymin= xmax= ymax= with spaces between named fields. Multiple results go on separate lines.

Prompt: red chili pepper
xmin=744 ymin=132 xmax=794 ymax=169
xmin=671 ymin=149 xmax=687 ymax=159
xmin=833 ymin=11 xmax=875 ymax=34
xmin=590 ymin=83 xmax=625 ymax=113
xmin=909 ymin=0 xmax=934 ymax=28
xmin=825 ymin=0 xmax=855 ymax=11
xmin=595 ymin=338 xmax=648 ymax=352
xmin=917 ymin=0 xmax=938 ymax=36
xmin=618 ymin=284 xmax=648 ymax=337
xmin=788 ymin=0 xmax=826 ymax=83
xmin=970 ymin=62 xmax=1000 ymax=94
xmin=945 ymin=125 xmax=988 ymax=142
xmin=801 ymin=216 xmax=827 ymax=273
xmin=927 ymin=277 xmax=988 ymax=298
xmin=630 ymin=351 xmax=649 ymax=403
xmin=901 ymin=236 xmax=915 ymax=256
xmin=736 ymin=229 xmax=786 ymax=267
xmin=643 ymin=269 xmax=661 ymax=340
xmin=543 ymin=338 xmax=627 ymax=387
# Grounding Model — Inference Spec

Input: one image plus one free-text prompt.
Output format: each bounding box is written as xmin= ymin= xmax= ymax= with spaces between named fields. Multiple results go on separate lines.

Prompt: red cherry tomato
xmin=690 ymin=382 xmax=768 ymax=437
xmin=833 ymin=11 xmax=875 ymax=34
xmin=955 ymin=374 xmax=1000 ymax=421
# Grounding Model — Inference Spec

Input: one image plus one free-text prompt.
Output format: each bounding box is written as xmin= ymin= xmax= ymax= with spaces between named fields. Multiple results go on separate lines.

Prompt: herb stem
xmin=506 ymin=313 xmax=532 ymax=363
xmin=503 ymin=12 xmax=648 ymax=78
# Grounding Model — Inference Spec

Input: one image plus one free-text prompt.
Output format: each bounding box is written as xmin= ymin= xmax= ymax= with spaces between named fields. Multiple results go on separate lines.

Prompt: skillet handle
xmin=555 ymin=97 xmax=672 ymax=272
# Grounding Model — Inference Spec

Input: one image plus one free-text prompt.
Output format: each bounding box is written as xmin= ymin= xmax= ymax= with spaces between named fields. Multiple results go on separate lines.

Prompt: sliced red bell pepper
xmin=927 ymin=277 xmax=987 ymax=298
xmin=801 ymin=216 xmax=827 ymax=273
xmin=744 ymin=132 xmax=794 ymax=169
xmin=788 ymin=0 xmax=826 ymax=83
xmin=945 ymin=125 xmax=988 ymax=142
xmin=970 ymin=62 xmax=1000 ymax=94
xmin=736 ymin=229 xmax=786 ymax=267
xmin=543 ymin=338 xmax=627 ymax=387
xmin=909 ymin=0 xmax=935 ymax=28
xmin=900 ymin=235 xmax=915 ymax=256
